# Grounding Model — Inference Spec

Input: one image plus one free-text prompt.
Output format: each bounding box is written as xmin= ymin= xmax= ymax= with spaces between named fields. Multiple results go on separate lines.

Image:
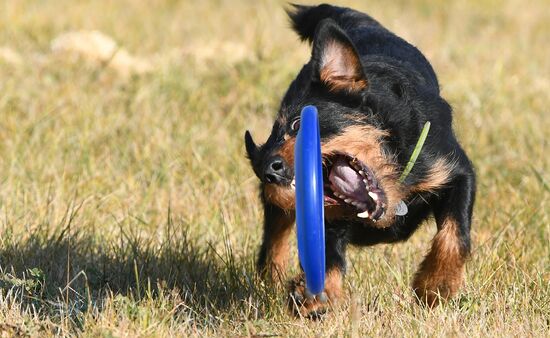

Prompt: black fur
xmin=245 ymin=4 xmax=476 ymax=311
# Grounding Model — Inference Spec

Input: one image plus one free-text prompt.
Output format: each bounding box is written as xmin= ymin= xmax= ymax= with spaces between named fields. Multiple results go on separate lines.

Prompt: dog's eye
xmin=290 ymin=118 xmax=300 ymax=132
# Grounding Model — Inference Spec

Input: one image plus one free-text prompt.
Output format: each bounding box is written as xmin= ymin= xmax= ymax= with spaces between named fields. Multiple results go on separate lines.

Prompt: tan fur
xmin=412 ymin=217 xmax=467 ymax=307
xmin=410 ymin=157 xmax=456 ymax=193
xmin=324 ymin=268 xmax=344 ymax=300
xmin=263 ymin=184 xmax=295 ymax=210
xmin=262 ymin=212 xmax=295 ymax=284
xmin=320 ymin=40 xmax=367 ymax=92
xmin=288 ymin=268 xmax=343 ymax=317
xmin=276 ymin=137 xmax=295 ymax=165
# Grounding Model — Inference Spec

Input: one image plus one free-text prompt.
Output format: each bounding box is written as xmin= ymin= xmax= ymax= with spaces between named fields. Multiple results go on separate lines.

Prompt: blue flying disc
xmin=294 ymin=105 xmax=325 ymax=295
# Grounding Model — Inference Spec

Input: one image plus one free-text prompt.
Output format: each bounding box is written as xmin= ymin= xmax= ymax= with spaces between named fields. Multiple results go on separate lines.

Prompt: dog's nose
xmin=263 ymin=156 xmax=290 ymax=184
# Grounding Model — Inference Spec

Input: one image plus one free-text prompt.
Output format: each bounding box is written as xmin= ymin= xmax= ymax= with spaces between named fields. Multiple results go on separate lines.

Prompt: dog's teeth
xmin=351 ymin=201 xmax=359 ymax=206
xmin=368 ymin=191 xmax=378 ymax=201
xmin=344 ymin=198 xmax=352 ymax=204
xmin=359 ymin=170 xmax=365 ymax=176
xmin=357 ymin=210 xmax=370 ymax=218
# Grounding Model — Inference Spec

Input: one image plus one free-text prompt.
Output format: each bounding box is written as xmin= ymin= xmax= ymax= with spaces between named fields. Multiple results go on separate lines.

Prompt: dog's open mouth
xmin=322 ymin=153 xmax=387 ymax=220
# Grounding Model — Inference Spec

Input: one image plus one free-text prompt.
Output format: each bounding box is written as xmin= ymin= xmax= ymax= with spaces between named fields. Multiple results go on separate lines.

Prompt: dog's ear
xmin=311 ymin=19 xmax=367 ymax=93
xmin=244 ymin=130 xmax=259 ymax=160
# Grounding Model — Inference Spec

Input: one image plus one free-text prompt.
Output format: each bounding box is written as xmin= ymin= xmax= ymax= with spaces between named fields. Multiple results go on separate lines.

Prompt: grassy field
xmin=0 ymin=0 xmax=548 ymax=336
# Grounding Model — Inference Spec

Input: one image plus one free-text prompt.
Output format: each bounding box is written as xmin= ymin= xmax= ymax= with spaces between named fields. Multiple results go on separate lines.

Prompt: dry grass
xmin=0 ymin=0 xmax=548 ymax=336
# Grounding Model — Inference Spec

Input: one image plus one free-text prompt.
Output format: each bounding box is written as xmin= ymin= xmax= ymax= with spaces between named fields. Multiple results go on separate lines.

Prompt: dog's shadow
xmin=0 ymin=220 xmax=276 ymax=325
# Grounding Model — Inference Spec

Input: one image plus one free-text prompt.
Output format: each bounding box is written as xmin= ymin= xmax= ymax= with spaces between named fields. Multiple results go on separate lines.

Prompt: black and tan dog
xmin=245 ymin=4 xmax=476 ymax=317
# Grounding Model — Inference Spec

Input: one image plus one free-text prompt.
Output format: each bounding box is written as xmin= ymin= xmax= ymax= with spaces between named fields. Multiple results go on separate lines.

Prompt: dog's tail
xmin=286 ymin=3 xmax=380 ymax=43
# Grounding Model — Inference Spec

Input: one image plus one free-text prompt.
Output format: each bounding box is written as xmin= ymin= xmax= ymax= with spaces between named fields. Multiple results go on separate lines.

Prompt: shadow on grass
xmin=0 ymin=212 xmax=278 ymax=331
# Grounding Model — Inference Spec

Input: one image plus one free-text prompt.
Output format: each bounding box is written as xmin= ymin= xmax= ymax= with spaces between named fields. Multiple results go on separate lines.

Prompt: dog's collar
xmin=398 ymin=121 xmax=431 ymax=183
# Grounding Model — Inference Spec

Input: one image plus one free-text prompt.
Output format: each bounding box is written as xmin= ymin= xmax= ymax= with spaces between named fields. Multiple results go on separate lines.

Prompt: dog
xmin=244 ymin=4 xmax=476 ymax=317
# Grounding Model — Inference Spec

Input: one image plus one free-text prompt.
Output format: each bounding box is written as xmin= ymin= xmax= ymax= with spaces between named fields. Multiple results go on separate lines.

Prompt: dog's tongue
xmin=329 ymin=158 xmax=368 ymax=202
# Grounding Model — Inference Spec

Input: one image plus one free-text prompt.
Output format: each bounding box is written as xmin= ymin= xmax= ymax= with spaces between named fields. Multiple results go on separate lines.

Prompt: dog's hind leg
xmin=412 ymin=171 xmax=476 ymax=307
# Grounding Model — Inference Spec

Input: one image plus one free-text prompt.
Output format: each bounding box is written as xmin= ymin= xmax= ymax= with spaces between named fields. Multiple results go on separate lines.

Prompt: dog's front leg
xmin=257 ymin=202 xmax=295 ymax=285
xmin=287 ymin=223 xmax=347 ymax=318
xmin=413 ymin=172 xmax=476 ymax=306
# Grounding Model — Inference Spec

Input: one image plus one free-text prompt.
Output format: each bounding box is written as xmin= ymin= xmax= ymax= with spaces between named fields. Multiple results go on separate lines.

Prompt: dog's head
xmin=245 ymin=19 xmax=425 ymax=227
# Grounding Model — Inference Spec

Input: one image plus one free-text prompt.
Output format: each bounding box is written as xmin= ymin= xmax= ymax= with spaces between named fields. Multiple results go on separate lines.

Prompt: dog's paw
xmin=287 ymin=275 xmax=334 ymax=319
xmin=412 ymin=269 xmax=463 ymax=307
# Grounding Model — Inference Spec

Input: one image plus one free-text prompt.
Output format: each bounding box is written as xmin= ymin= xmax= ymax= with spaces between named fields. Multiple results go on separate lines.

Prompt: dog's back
xmin=288 ymin=4 xmax=439 ymax=91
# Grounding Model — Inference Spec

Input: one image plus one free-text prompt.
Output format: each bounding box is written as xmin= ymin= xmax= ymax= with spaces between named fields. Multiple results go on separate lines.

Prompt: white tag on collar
xmin=395 ymin=200 xmax=408 ymax=216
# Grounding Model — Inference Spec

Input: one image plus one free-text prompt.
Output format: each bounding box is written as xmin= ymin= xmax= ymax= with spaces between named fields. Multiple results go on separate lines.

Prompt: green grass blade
xmin=399 ymin=121 xmax=431 ymax=183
